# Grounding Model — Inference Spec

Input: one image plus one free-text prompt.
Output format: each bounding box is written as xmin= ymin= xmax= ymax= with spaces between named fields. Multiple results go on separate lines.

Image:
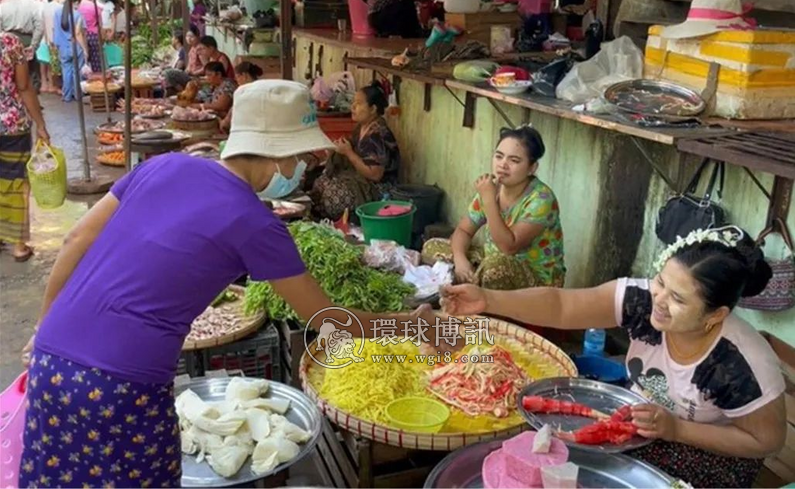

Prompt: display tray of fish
xmin=177 ymin=377 xmax=322 ymax=487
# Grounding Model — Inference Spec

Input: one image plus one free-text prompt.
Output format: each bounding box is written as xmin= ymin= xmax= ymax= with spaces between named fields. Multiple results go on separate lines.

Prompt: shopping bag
xmin=26 ymin=140 xmax=67 ymax=209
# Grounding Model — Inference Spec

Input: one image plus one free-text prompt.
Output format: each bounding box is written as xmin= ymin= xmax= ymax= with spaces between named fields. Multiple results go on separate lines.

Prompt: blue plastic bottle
xmin=583 ymin=328 xmax=606 ymax=357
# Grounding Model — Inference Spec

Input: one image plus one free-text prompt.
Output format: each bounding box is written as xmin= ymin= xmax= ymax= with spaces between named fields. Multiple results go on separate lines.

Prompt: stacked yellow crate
xmin=644 ymin=25 xmax=795 ymax=119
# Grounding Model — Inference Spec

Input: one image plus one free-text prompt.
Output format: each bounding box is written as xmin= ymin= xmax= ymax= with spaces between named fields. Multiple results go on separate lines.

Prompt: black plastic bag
xmin=533 ymin=57 xmax=575 ymax=97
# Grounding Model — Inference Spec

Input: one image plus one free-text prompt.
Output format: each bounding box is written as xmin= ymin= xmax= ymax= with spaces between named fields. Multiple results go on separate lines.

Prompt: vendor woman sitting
xmin=441 ymin=226 xmax=785 ymax=488
xmin=220 ymin=62 xmax=264 ymax=133
xmin=423 ymin=126 xmax=565 ymax=290
xmin=192 ymin=61 xmax=236 ymax=118
xmin=310 ymin=81 xmax=400 ymax=220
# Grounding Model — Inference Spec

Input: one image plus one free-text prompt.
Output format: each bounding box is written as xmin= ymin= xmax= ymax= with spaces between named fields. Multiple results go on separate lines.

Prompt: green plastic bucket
xmin=355 ymin=200 xmax=416 ymax=247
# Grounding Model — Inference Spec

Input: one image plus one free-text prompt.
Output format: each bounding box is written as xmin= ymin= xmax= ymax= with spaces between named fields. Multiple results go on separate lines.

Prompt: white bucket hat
xmin=221 ymin=80 xmax=336 ymax=160
xmin=661 ymin=0 xmax=756 ymax=39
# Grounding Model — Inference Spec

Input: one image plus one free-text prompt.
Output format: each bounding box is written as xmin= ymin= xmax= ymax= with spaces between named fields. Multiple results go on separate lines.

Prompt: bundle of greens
xmin=129 ymin=20 xmax=181 ymax=68
xmin=244 ymin=222 xmax=415 ymax=321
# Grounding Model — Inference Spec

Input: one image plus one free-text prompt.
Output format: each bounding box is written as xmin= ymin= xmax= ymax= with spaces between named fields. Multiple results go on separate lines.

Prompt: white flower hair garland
xmin=654 ymin=226 xmax=745 ymax=272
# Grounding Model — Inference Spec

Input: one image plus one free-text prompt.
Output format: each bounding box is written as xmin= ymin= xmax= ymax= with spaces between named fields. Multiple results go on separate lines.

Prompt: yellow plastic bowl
xmin=385 ymin=397 xmax=450 ymax=433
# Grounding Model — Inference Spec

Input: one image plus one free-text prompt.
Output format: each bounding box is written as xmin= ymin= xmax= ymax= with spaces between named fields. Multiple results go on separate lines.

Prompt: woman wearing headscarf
xmin=0 ymin=32 xmax=50 ymax=262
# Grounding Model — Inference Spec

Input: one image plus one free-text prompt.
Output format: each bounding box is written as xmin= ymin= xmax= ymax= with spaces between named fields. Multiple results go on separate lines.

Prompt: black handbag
xmin=656 ymin=159 xmax=727 ymax=245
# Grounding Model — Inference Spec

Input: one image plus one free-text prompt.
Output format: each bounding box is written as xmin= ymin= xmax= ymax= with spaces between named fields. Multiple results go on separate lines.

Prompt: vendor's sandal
xmin=12 ymin=246 xmax=34 ymax=262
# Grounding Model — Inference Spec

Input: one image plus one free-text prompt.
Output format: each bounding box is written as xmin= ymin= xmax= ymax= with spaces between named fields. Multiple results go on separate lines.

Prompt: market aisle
xmin=1 ymin=94 xmax=122 ymax=389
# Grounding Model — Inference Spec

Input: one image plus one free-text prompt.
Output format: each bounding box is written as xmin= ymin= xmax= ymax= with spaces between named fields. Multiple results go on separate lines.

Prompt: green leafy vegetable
xmin=211 ymin=289 xmax=238 ymax=308
xmin=128 ymin=20 xmax=181 ymax=68
xmin=244 ymin=222 xmax=415 ymax=320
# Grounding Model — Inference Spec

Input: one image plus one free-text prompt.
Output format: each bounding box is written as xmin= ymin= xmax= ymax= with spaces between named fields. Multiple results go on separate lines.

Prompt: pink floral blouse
xmin=0 ymin=33 xmax=31 ymax=136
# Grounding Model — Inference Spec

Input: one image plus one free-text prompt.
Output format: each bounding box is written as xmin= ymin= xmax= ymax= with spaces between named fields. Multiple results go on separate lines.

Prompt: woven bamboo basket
xmin=170 ymin=116 xmax=219 ymax=133
xmin=300 ymin=316 xmax=577 ymax=451
xmin=182 ymin=285 xmax=267 ymax=351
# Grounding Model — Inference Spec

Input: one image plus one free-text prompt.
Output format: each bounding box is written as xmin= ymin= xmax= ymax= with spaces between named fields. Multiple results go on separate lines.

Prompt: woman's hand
xmin=632 ymin=403 xmax=679 ymax=442
xmin=334 ymin=138 xmax=353 ymax=157
xmin=475 ymin=174 xmax=498 ymax=202
xmin=37 ymin=126 xmax=50 ymax=145
xmin=219 ymin=116 xmax=231 ymax=134
xmin=440 ymin=284 xmax=488 ymax=316
xmin=453 ymin=258 xmax=475 ymax=284
xmin=21 ymin=333 xmax=35 ymax=367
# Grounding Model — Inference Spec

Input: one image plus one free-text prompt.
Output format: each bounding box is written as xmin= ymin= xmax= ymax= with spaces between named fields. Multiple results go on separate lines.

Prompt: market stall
xmin=289 ymin=24 xmax=795 ymax=342
xmin=39 ymin=0 xmax=792 ymax=486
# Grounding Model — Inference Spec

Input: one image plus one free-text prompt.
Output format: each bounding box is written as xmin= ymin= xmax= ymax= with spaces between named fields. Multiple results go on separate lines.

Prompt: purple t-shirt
xmin=34 ymin=155 xmax=306 ymax=385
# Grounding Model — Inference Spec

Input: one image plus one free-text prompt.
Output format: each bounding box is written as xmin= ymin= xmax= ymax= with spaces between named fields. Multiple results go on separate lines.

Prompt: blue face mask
xmin=259 ymin=159 xmax=307 ymax=200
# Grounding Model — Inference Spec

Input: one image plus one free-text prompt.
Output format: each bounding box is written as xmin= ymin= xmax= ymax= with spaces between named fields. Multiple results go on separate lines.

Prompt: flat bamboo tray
xmin=300 ymin=316 xmax=577 ymax=451
xmin=96 ymin=150 xmax=125 ymax=167
xmin=182 ymin=285 xmax=267 ymax=351
xmin=171 ymin=116 xmax=219 ymax=133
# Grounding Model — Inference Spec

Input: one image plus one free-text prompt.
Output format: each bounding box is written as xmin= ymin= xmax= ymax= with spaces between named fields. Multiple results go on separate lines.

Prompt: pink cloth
xmin=78 ymin=0 xmax=99 ymax=34
xmin=377 ymin=204 xmax=412 ymax=217
xmin=687 ymin=4 xmax=757 ymax=28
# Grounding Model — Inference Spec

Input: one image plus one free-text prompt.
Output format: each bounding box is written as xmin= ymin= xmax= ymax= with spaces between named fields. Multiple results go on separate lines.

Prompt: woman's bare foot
xmin=12 ymin=243 xmax=34 ymax=262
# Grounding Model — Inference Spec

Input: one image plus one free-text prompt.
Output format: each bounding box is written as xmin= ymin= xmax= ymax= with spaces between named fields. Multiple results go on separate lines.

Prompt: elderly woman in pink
xmin=77 ymin=0 xmax=102 ymax=72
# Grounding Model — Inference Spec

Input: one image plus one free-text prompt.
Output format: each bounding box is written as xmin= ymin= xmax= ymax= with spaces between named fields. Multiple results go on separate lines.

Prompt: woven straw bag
xmin=739 ymin=218 xmax=795 ymax=312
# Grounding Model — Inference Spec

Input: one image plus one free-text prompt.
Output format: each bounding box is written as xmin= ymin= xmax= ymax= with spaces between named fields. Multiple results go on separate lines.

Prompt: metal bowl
xmin=517 ymin=377 xmax=652 ymax=454
xmin=424 ymin=438 xmax=674 ymax=488
xmin=177 ymin=377 xmax=323 ymax=487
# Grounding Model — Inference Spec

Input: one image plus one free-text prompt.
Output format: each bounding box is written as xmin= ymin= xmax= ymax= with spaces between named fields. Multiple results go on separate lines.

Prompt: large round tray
xmin=517 ymin=377 xmax=652 ymax=453
xmin=177 ymin=377 xmax=323 ymax=487
xmin=96 ymin=149 xmax=124 ymax=167
xmin=182 ymin=285 xmax=266 ymax=351
xmin=300 ymin=316 xmax=577 ymax=451
xmin=424 ymin=438 xmax=674 ymax=488
xmin=603 ymin=79 xmax=706 ymax=121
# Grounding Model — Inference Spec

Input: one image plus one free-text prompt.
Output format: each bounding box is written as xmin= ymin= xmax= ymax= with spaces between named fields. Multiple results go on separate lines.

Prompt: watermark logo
xmin=305 ymin=307 xmax=365 ymax=369
xmin=305 ymin=307 xmax=496 ymax=369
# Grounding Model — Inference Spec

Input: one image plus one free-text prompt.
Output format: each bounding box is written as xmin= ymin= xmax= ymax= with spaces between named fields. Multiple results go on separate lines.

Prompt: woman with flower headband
xmin=441 ymin=225 xmax=785 ymax=487
xmin=422 ymin=125 xmax=566 ymax=290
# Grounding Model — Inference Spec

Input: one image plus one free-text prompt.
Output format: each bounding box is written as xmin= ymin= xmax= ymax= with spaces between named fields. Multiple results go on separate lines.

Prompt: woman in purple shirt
xmin=19 ymin=80 xmax=447 ymax=488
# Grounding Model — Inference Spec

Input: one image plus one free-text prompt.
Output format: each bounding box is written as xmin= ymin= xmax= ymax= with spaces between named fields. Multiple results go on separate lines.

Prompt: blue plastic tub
xmin=573 ymin=355 xmax=628 ymax=386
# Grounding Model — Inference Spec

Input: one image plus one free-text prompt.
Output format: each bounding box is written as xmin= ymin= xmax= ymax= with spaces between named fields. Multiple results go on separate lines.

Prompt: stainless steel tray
xmin=517 ymin=377 xmax=652 ymax=453
xmin=604 ymin=79 xmax=706 ymax=121
xmin=177 ymin=377 xmax=323 ymax=487
xmin=424 ymin=438 xmax=674 ymax=488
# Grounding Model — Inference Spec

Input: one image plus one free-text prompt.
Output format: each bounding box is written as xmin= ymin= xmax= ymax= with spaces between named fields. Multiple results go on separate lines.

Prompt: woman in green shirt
xmin=422 ymin=126 xmax=566 ymax=290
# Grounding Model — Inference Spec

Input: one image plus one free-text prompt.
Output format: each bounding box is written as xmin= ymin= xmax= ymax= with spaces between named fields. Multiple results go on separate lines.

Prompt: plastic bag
xmin=555 ymin=36 xmax=643 ymax=104
xmin=402 ymin=261 xmax=453 ymax=299
xmin=533 ymin=57 xmax=575 ymax=97
xmin=453 ymin=60 xmax=499 ymax=83
xmin=326 ymin=71 xmax=356 ymax=95
xmin=312 ymin=72 xmax=357 ymax=110
xmin=363 ymin=240 xmax=420 ymax=274
xmin=310 ymin=77 xmax=334 ymax=104
xmin=29 ymin=143 xmax=59 ymax=174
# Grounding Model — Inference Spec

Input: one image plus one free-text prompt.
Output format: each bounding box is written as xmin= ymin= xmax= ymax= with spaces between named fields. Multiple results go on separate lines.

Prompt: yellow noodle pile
xmin=312 ymin=337 xmax=568 ymax=432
